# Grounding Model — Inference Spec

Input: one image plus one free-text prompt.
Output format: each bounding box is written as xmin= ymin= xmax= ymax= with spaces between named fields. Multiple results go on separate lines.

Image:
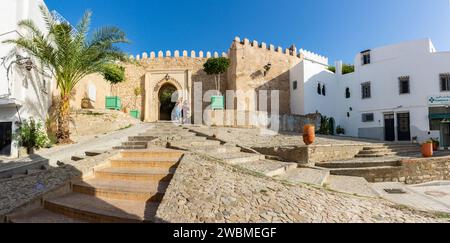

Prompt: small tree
xmin=103 ymin=63 xmax=125 ymax=96
xmin=203 ymin=57 xmax=230 ymax=94
xmin=133 ymin=87 xmax=142 ymax=109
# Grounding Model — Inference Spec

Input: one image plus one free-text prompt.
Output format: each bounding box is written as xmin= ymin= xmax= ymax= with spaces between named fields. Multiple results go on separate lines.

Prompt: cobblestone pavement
xmin=0 ymin=152 xmax=118 ymax=217
xmin=156 ymin=152 xmax=448 ymax=223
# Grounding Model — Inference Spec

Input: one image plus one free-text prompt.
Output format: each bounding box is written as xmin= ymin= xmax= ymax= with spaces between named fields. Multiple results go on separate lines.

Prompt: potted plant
xmin=15 ymin=118 xmax=50 ymax=155
xmin=336 ymin=126 xmax=345 ymax=135
xmin=203 ymin=57 xmax=230 ymax=110
xmin=421 ymin=140 xmax=434 ymax=158
xmin=431 ymin=138 xmax=440 ymax=151
xmin=81 ymin=92 xmax=91 ymax=109
xmin=130 ymin=87 xmax=142 ymax=119
xmin=103 ymin=64 xmax=125 ymax=110
xmin=303 ymin=124 xmax=315 ymax=145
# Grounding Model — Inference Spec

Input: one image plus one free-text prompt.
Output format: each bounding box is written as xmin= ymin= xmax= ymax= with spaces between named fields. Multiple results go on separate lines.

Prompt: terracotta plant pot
xmin=303 ymin=124 xmax=316 ymax=145
xmin=81 ymin=98 xmax=91 ymax=109
xmin=421 ymin=143 xmax=433 ymax=158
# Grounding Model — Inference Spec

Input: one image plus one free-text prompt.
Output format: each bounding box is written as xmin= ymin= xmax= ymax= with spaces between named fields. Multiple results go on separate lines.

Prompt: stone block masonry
xmin=253 ymin=144 xmax=365 ymax=165
xmin=371 ymin=156 xmax=450 ymax=184
xmin=72 ymin=36 xmax=329 ymax=124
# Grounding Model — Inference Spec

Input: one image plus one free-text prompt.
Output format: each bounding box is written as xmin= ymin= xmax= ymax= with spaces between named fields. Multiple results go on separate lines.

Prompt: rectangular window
xmin=361 ymin=50 xmax=371 ymax=65
xmin=362 ymin=113 xmax=374 ymax=122
xmin=440 ymin=73 xmax=450 ymax=91
xmin=293 ymin=81 xmax=298 ymax=90
xmin=361 ymin=82 xmax=371 ymax=99
xmin=399 ymin=76 xmax=410 ymax=94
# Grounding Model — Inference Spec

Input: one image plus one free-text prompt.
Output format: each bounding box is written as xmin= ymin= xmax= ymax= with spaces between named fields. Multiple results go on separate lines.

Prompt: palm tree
xmin=4 ymin=6 xmax=128 ymax=143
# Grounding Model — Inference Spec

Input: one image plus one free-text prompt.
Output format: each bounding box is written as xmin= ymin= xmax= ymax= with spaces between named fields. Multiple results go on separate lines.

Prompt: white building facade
xmin=292 ymin=38 xmax=450 ymax=147
xmin=0 ymin=0 xmax=54 ymax=158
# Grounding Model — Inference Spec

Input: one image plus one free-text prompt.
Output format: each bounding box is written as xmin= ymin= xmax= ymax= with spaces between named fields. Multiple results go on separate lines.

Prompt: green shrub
xmin=15 ymin=118 xmax=51 ymax=152
xmin=336 ymin=126 xmax=345 ymax=135
xmin=327 ymin=64 xmax=355 ymax=74
xmin=319 ymin=116 xmax=331 ymax=135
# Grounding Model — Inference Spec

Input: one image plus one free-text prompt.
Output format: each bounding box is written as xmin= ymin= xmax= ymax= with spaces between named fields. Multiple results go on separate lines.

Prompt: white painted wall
xmin=290 ymin=54 xmax=337 ymax=121
xmin=0 ymin=0 xmax=53 ymax=158
xmin=291 ymin=38 xmax=450 ymax=143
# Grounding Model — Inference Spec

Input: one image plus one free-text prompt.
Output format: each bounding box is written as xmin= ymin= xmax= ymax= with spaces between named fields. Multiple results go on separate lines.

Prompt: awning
xmin=429 ymin=113 xmax=450 ymax=119
xmin=0 ymin=98 xmax=23 ymax=108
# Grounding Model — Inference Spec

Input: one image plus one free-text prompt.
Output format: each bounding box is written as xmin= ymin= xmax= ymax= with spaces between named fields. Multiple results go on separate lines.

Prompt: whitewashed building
xmin=0 ymin=0 xmax=55 ymax=157
xmin=292 ymin=38 xmax=450 ymax=147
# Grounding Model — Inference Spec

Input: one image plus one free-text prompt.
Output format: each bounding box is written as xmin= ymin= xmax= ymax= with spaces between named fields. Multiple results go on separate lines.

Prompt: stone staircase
xmin=355 ymin=144 xmax=420 ymax=158
xmin=139 ymin=123 xmax=299 ymax=179
xmin=113 ymin=135 xmax=158 ymax=150
xmin=312 ymin=144 xmax=419 ymax=182
xmin=6 ymin=148 xmax=184 ymax=223
xmin=317 ymin=156 xmax=405 ymax=183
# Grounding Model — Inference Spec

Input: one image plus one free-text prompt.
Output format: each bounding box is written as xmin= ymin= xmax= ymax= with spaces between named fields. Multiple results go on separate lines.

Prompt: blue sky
xmin=45 ymin=0 xmax=450 ymax=64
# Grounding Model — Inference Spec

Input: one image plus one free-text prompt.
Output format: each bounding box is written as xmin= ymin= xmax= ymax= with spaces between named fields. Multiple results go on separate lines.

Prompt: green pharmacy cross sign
xmin=428 ymin=95 xmax=450 ymax=106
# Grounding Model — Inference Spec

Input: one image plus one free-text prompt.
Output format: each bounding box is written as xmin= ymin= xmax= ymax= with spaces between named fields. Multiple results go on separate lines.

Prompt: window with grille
xmin=440 ymin=73 xmax=450 ymax=91
xmin=399 ymin=76 xmax=410 ymax=94
xmin=362 ymin=113 xmax=374 ymax=122
xmin=361 ymin=82 xmax=371 ymax=99
xmin=361 ymin=50 xmax=371 ymax=65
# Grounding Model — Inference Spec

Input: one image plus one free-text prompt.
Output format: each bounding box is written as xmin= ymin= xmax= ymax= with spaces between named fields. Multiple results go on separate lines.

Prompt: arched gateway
xmin=143 ymin=70 xmax=191 ymax=122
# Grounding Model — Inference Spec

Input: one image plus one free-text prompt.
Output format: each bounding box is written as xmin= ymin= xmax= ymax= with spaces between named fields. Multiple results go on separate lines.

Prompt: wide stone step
xmin=72 ymin=179 xmax=168 ymax=202
xmin=276 ymin=168 xmax=330 ymax=187
xmin=215 ymin=152 xmax=265 ymax=165
xmin=192 ymin=145 xmax=241 ymax=154
xmin=140 ymin=132 xmax=195 ymax=137
xmin=120 ymin=149 xmax=184 ymax=159
xmin=85 ymin=150 xmax=105 ymax=157
xmin=121 ymin=141 xmax=148 ymax=147
xmin=44 ymin=193 xmax=158 ymax=223
xmin=329 ymin=166 xmax=403 ymax=180
xmin=110 ymin=157 xmax=180 ymax=169
xmin=237 ymin=160 xmax=298 ymax=177
xmin=71 ymin=155 xmax=86 ymax=161
xmin=355 ymin=153 xmax=396 ymax=158
xmin=358 ymin=149 xmax=392 ymax=155
xmin=128 ymin=136 xmax=158 ymax=142
xmin=317 ymin=159 xmax=401 ymax=169
xmin=8 ymin=209 xmax=88 ymax=223
xmin=94 ymin=167 xmax=175 ymax=181
xmin=113 ymin=145 xmax=147 ymax=150
xmin=172 ymin=140 xmax=221 ymax=147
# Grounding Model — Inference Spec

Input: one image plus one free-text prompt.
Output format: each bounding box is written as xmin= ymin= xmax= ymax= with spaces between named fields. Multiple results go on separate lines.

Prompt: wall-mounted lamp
xmin=15 ymin=55 xmax=35 ymax=71
xmin=263 ymin=62 xmax=272 ymax=76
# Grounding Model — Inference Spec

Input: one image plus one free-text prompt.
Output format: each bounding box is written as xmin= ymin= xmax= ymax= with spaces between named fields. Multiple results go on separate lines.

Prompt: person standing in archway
xmin=182 ymin=100 xmax=191 ymax=124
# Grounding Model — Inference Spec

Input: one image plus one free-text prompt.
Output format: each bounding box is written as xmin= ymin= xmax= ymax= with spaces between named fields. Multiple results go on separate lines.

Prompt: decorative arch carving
xmin=153 ymin=74 xmax=183 ymax=94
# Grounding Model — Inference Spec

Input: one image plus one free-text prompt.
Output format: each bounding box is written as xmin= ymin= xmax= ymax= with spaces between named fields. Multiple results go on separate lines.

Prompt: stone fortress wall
xmin=72 ymin=37 xmax=327 ymax=125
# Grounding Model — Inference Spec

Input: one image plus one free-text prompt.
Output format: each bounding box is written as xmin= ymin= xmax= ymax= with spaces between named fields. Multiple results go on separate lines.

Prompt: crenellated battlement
xmin=299 ymin=48 xmax=328 ymax=66
xmin=233 ymin=36 xmax=328 ymax=65
xmin=129 ymin=50 xmax=228 ymax=60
